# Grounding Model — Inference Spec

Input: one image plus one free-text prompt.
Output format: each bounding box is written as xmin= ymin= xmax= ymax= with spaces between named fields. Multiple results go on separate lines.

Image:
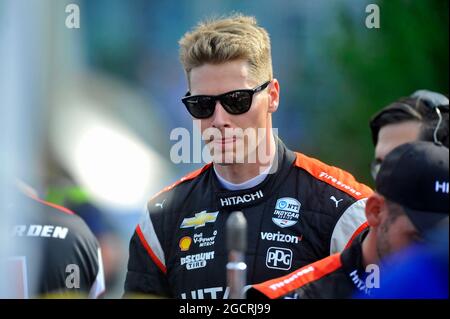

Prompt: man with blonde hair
xmin=125 ymin=14 xmax=372 ymax=299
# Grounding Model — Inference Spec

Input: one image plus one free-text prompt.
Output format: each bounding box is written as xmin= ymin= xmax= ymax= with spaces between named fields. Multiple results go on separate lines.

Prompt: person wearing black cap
xmin=247 ymin=141 xmax=449 ymax=299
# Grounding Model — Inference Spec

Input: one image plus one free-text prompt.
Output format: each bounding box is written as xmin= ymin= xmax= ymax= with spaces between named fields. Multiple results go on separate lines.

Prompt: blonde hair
xmin=179 ymin=14 xmax=273 ymax=86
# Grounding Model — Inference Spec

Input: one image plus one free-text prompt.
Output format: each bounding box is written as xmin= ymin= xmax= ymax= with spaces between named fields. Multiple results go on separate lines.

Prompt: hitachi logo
xmin=11 ymin=224 xmax=69 ymax=239
xmin=219 ymin=190 xmax=263 ymax=207
xmin=349 ymin=270 xmax=371 ymax=295
xmin=435 ymin=181 xmax=449 ymax=193
xmin=181 ymin=286 xmax=230 ymax=299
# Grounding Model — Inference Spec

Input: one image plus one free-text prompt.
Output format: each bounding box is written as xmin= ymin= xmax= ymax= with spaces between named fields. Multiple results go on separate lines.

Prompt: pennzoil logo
xmin=180 ymin=211 xmax=219 ymax=229
xmin=179 ymin=236 xmax=192 ymax=251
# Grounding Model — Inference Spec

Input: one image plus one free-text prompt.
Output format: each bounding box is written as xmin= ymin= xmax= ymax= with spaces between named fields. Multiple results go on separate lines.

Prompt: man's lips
xmin=210 ymin=137 xmax=237 ymax=144
xmin=217 ymin=137 xmax=236 ymax=144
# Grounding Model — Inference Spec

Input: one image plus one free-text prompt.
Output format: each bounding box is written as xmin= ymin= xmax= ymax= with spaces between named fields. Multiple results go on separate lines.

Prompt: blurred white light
xmin=50 ymin=93 xmax=168 ymax=211
xmin=73 ymin=125 xmax=154 ymax=208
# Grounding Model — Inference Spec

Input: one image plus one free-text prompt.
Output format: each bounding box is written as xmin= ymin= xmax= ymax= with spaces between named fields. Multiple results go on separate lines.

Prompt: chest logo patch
xmin=266 ymin=247 xmax=293 ymax=270
xmin=272 ymin=197 xmax=301 ymax=228
xmin=179 ymin=236 xmax=192 ymax=251
xmin=181 ymin=211 xmax=219 ymax=229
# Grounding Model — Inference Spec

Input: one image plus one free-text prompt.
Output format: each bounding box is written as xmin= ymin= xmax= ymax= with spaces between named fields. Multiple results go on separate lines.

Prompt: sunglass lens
xmin=221 ymin=91 xmax=252 ymax=114
xmin=371 ymin=160 xmax=381 ymax=180
xmin=184 ymin=97 xmax=215 ymax=119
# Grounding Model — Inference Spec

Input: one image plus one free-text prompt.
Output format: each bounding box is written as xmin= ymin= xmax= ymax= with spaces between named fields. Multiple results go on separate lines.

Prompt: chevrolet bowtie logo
xmin=180 ymin=211 xmax=219 ymax=229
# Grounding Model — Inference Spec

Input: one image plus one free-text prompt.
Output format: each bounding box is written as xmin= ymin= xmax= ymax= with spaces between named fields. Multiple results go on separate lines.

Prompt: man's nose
xmin=210 ymin=100 xmax=231 ymax=128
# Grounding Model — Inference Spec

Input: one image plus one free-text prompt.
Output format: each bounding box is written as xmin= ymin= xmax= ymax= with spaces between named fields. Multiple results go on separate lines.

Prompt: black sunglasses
xmin=181 ymin=81 xmax=271 ymax=119
xmin=370 ymin=158 xmax=382 ymax=181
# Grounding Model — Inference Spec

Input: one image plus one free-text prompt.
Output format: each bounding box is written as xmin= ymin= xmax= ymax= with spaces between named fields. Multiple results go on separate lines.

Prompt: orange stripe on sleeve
xmin=150 ymin=163 xmax=212 ymax=201
xmin=294 ymin=152 xmax=372 ymax=200
xmin=28 ymin=194 xmax=75 ymax=215
xmin=136 ymin=225 xmax=167 ymax=275
xmin=252 ymin=253 xmax=342 ymax=299
xmin=344 ymin=221 xmax=369 ymax=250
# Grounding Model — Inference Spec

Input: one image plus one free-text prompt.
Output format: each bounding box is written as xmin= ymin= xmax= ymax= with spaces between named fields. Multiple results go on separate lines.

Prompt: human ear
xmin=268 ymin=79 xmax=280 ymax=113
xmin=365 ymin=193 xmax=385 ymax=227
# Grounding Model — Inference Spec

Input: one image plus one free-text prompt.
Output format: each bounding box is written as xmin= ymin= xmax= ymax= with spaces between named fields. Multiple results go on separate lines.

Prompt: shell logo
xmin=179 ymin=236 xmax=192 ymax=251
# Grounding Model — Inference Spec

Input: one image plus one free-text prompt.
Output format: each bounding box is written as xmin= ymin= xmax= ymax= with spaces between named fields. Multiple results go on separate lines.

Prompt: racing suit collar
xmin=213 ymin=162 xmax=272 ymax=191
xmin=213 ymin=136 xmax=297 ymax=210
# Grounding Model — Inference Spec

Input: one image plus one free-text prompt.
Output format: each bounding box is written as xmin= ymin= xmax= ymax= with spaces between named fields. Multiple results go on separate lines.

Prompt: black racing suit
xmin=247 ymin=230 xmax=371 ymax=299
xmin=6 ymin=189 xmax=105 ymax=298
xmin=124 ymin=138 xmax=372 ymax=299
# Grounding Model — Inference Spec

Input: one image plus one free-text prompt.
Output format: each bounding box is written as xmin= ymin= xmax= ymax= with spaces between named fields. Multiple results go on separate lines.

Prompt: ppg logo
xmin=266 ymin=247 xmax=293 ymax=270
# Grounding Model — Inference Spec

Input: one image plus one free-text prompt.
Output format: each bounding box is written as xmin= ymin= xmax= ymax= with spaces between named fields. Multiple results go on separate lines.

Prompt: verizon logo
xmin=260 ymin=231 xmax=301 ymax=244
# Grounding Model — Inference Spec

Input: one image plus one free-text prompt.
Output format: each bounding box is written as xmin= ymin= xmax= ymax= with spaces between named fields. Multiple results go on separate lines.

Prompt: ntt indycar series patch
xmin=272 ymin=197 xmax=301 ymax=228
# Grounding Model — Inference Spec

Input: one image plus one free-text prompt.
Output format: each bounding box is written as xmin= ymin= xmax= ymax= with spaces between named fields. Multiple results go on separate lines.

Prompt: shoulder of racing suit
xmin=293 ymin=152 xmax=372 ymax=201
xmin=128 ymin=163 xmax=213 ymax=296
xmin=10 ymin=191 xmax=105 ymax=299
xmin=148 ymin=163 xmax=213 ymax=204
xmin=292 ymin=152 xmax=373 ymax=254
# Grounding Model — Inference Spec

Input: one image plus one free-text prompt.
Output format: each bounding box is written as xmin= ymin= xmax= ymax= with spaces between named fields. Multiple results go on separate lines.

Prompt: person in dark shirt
xmin=248 ymin=142 xmax=448 ymax=299
xmin=5 ymin=184 xmax=105 ymax=298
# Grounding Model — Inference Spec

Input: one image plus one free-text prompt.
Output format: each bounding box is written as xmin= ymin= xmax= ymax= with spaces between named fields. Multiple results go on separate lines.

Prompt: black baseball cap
xmin=376 ymin=141 xmax=449 ymax=234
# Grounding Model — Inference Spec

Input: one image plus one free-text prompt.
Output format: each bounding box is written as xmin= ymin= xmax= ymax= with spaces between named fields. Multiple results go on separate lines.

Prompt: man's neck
xmin=361 ymin=230 xmax=380 ymax=268
xmin=214 ymin=134 xmax=276 ymax=185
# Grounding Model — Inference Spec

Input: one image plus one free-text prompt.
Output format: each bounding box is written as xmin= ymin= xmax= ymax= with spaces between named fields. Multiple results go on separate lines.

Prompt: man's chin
xmin=211 ymin=150 xmax=248 ymax=165
xmin=214 ymin=162 xmax=233 ymax=167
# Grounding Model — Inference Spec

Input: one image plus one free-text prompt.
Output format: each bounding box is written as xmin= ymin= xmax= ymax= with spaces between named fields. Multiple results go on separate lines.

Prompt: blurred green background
xmin=316 ymin=0 xmax=449 ymax=185
xmin=78 ymin=0 xmax=449 ymax=186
